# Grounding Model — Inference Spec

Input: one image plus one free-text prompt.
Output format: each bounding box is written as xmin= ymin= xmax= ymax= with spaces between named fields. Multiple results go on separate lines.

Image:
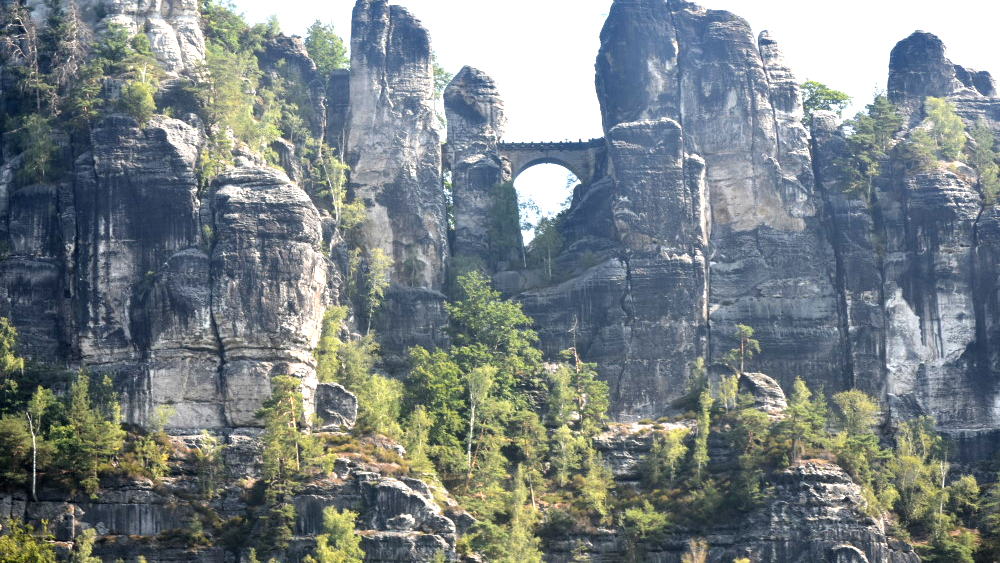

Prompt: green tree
xmin=529 ymin=215 xmax=563 ymax=281
xmin=353 ymin=373 xmax=403 ymax=438
xmin=718 ymin=373 xmax=739 ymax=412
xmin=838 ymin=93 xmax=904 ymax=197
xmin=620 ymin=501 xmax=669 ymax=561
xmin=50 ymin=371 xmax=126 ymax=496
xmin=26 ymin=386 xmax=55 ymax=500
xmin=347 ymin=248 xmax=393 ymax=335
xmin=643 ymin=427 xmax=688 ymax=487
xmin=0 ymin=415 xmax=31 ymax=486
xmin=776 ymin=377 xmax=827 ymax=464
xmin=405 ymin=346 xmax=466 ymax=471
xmin=692 ymin=387 xmax=711 ymax=479
xmin=577 ymin=448 xmax=613 ymax=525
xmin=546 ymin=351 xmax=608 ymax=437
xmin=0 ymin=318 xmax=25 ymax=391
xmin=924 ymin=97 xmax=966 ymax=161
xmin=980 ymin=480 xmax=1000 ymax=560
xmin=304 ymin=21 xmax=348 ymax=77
xmin=0 ymin=518 xmax=57 ymax=563
xmin=315 ymin=306 xmax=347 ymax=384
xmin=257 ymin=375 xmax=307 ymax=484
xmin=549 ymin=423 xmax=585 ymax=487
xmin=118 ymin=80 xmax=156 ymax=126
xmin=465 ymin=365 xmax=495 ymax=478
xmin=446 ymin=271 xmax=542 ymax=406
xmin=68 ymin=528 xmax=101 ymax=563
xmin=968 ymin=120 xmax=1000 ymax=204
xmin=721 ymin=324 xmax=760 ymax=374
xmin=15 ymin=114 xmax=59 ymax=184
xmin=801 ymin=80 xmax=851 ymax=127
xmin=304 ymin=507 xmax=365 ymax=563
xmin=193 ymin=430 xmax=225 ymax=500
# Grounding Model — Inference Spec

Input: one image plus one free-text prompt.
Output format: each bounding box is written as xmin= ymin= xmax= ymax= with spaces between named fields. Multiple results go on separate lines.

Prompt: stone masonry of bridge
xmin=498 ymin=138 xmax=604 ymax=186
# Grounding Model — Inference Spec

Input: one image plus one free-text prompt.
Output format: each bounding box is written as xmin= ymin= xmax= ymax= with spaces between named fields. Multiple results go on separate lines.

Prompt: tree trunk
xmin=466 ymin=401 xmax=476 ymax=479
xmin=27 ymin=412 xmax=37 ymax=501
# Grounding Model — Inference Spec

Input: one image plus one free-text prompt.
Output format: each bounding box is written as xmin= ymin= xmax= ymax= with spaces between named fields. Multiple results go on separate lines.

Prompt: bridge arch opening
xmin=514 ymin=162 xmax=579 ymax=243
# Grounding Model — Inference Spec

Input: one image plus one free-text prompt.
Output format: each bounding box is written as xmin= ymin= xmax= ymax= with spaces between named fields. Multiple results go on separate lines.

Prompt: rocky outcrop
xmin=211 ymin=166 xmax=329 ymax=426
xmin=0 ymin=112 xmax=335 ymax=429
xmin=545 ymin=462 xmax=918 ymax=563
xmin=25 ymin=0 xmax=207 ymax=73
xmin=315 ymin=382 xmax=358 ymax=430
xmin=516 ymin=0 xmax=841 ymax=419
xmin=1 ymin=433 xmax=458 ymax=563
xmin=445 ymin=66 xmax=508 ymax=265
xmin=346 ymin=0 xmax=448 ymax=291
xmin=345 ymin=0 xmax=449 ymax=363
xmin=739 ymin=372 xmax=788 ymax=416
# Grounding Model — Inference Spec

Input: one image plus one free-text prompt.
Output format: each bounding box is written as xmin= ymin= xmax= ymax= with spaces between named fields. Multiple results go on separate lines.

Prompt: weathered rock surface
xmin=211 ymin=166 xmax=329 ymax=426
xmin=515 ymin=0 xmax=841 ymax=419
xmin=0 ymin=114 xmax=335 ymax=429
xmin=1 ymin=433 xmax=458 ymax=563
xmin=739 ymin=372 xmax=788 ymax=416
xmin=23 ymin=0 xmax=207 ymax=73
xmin=346 ymin=0 xmax=447 ymax=291
xmin=445 ymin=66 xmax=508 ymax=265
xmin=345 ymin=0 xmax=450 ymax=364
xmin=315 ymin=382 xmax=358 ymax=430
xmin=545 ymin=462 xmax=918 ymax=563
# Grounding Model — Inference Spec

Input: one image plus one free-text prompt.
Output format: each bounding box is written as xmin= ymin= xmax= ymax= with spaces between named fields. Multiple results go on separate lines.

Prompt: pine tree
xmin=304 ymin=21 xmax=348 ymax=77
xmin=304 ymin=507 xmax=364 ymax=563
xmin=50 ymin=371 xmax=126 ymax=497
xmin=776 ymin=377 xmax=827 ymax=464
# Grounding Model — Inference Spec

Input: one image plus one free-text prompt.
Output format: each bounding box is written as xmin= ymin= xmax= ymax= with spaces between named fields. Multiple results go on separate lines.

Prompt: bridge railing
xmin=497 ymin=137 xmax=605 ymax=151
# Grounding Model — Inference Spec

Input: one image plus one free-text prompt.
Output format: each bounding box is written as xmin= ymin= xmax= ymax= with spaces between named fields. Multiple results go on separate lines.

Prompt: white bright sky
xmin=234 ymin=0 xmax=1000 ymax=234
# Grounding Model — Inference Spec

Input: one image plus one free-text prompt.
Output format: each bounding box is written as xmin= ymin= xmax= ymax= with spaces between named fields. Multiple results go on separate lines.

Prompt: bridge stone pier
xmin=497 ymin=138 xmax=604 ymax=186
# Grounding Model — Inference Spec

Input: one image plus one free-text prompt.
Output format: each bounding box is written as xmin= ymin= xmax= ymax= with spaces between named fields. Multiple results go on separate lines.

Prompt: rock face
xmin=739 ymin=372 xmax=788 ymax=416
xmin=21 ymin=0 xmax=207 ymax=73
xmin=0 ymin=433 xmax=459 ymax=563
xmin=345 ymin=0 xmax=450 ymax=362
xmin=511 ymin=0 xmax=841 ymax=419
xmin=0 ymin=115 xmax=333 ymax=429
xmin=444 ymin=66 xmax=508 ymax=265
xmin=546 ymin=458 xmax=918 ymax=563
xmin=211 ymin=167 xmax=329 ymax=426
xmin=346 ymin=0 xmax=448 ymax=291
xmin=807 ymin=31 xmax=1000 ymax=443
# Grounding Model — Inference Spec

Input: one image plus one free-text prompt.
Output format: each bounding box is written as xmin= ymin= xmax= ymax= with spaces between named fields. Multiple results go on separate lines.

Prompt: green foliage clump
xmin=305 ymin=20 xmax=348 ymax=77
xmin=49 ymin=371 xmax=126 ymax=496
xmin=720 ymin=324 xmax=760 ymax=375
xmin=487 ymin=181 xmax=524 ymax=269
xmin=801 ymin=79 xmax=851 ymax=128
xmin=528 ymin=215 xmax=563 ymax=281
xmin=303 ymin=507 xmax=365 ymax=563
xmin=775 ymin=377 xmax=827 ymax=464
xmin=118 ymin=80 xmax=157 ymax=126
xmin=0 ymin=518 xmax=57 ymax=563
xmin=837 ymin=93 xmax=904 ymax=198
xmin=968 ymin=121 xmax=1000 ymax=204
xmin=347 ymin=247 xmax=393 ymax=335
xmin=924 ymin=97 xmax=967 ymax=161
xmin=446 ymin=271 xmax=542 ymax=406
xmin=13 ymin=114 xmax=60 ymax=184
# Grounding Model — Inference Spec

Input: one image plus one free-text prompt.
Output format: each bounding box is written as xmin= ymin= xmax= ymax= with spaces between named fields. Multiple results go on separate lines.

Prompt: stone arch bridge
xmin=497 ymin=138 xmax=604 ymax=186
